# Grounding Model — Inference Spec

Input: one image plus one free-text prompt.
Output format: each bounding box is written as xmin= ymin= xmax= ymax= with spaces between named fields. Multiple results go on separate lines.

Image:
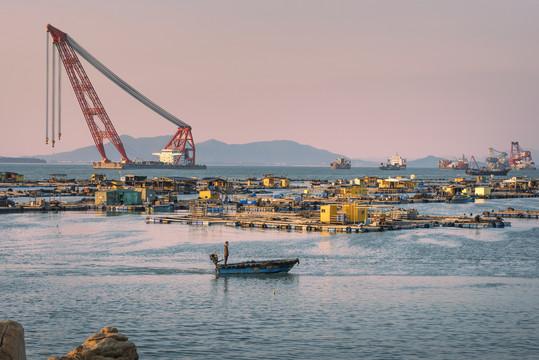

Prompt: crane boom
xmin=66 ymin=35 xmax=190 ymax=128
xmin=47 ymin=24 xmax=129 ymax=163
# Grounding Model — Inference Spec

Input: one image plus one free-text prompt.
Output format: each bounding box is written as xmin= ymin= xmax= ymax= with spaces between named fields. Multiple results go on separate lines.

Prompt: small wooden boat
xmin=150 ymin=203 xmax=174 ymax=212
xmin=445 ymin=195 xmax=472 ymax=203
xmin=209 ymin=253 xmax=299 ymax=275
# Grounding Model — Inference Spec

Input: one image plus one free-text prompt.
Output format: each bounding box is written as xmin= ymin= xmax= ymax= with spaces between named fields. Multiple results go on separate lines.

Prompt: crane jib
xmin=65 ymin=34 xmax=190 ymax=129
xmin=46 ymin=24 xmax=198 ymax=166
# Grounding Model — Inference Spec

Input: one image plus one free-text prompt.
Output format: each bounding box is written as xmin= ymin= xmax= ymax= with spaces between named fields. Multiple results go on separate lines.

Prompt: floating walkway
xmin=146 ymin=215 xmax=508 ymax=233
xmin=483 ymin=209 xmax=539 ymax=219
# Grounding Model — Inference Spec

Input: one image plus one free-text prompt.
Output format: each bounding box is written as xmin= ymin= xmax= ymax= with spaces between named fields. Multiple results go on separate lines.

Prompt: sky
xmin=1 ymin=0 xmax=538 ymax=161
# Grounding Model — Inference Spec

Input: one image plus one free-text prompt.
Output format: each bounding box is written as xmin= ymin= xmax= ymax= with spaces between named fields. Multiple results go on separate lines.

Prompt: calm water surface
xmin=2 ymin=163 xmax=536 ymax=181
xmin=1 ymin=165 xmax=538 ymax=359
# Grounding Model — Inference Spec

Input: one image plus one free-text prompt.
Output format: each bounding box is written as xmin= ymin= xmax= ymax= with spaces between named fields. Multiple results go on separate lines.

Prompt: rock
xmin=47 ymin=327 xmax=138 ymax=360
xmin=0 ymin=320 xmax=27 ymax=360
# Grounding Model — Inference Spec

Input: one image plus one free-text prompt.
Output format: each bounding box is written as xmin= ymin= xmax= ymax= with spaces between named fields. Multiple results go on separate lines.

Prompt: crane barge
xmin=46 ymin=24 xmax=206 ymax=170
xmin=510 ymin=142 xmax=535 ymax=170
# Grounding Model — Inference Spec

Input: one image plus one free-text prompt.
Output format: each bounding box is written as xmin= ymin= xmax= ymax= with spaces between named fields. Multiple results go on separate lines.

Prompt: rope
xmin=66 ymin=35 xmax=189 ymax=128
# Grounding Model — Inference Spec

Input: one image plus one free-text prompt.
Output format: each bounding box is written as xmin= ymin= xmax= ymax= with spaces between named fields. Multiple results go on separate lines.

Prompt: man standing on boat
xmin=224 ymin=241 xmax=229 ymax=265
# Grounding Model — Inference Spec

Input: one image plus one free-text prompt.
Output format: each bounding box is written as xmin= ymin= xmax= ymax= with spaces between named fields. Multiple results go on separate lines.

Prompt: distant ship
xmin=465 ymin=155 xmax=510 ymax=176
xmin=510 ymin=142 xmax=535 ymax=170
xmin=513 ymin=159 xmax=536 ymax=170
xmin=465 ymin=167 xmax=511 ymax=176
xmin=438 ymin=155 xmax=469 ymax=170
xmin=380 ymin=154 xmax=406 ymax=170
xmin=330 ymin=157 xmax=351 ymax=169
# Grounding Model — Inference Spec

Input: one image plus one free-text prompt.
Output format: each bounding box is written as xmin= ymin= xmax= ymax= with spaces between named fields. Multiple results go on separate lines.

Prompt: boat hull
xmin=93 ymin=161 xmax=207 ymax=170
xmin=214 ymin=258 xmax=300 ymax=275
xmin=379 ymin=165 xmax=406 ymax=170
xmin=150 ymin=204 xmax=173 ymax=212
xmin=465 ymin=168 xmax=510 ymax=176
xmin=439 ymin=165 xmax=468 ymax=170
xmin=445 ymin=195 xmax=472 ymax=203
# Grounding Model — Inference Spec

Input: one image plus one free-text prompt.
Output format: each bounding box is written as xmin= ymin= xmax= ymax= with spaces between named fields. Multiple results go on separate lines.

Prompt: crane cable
xmin=66 ymin=35 xmax=190 ymax=129
xmin=58 ymin=49 xmax=61 ymax=140
xmin=45 ymin=31 xmax=49 ymax=144
xmin=52 ymin=41 xmax=56 ymax=147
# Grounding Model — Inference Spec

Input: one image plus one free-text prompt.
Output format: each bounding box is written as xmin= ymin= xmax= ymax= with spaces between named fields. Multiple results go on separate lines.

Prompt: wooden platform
xmin=483 ymin=209 xmax=539 ymax=219
xmin=145 ymin=214 xmax=509 ymax=233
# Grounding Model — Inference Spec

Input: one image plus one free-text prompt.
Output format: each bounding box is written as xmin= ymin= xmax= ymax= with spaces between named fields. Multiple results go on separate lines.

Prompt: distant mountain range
xmin=26 ymin=135 xmax=535 ymax=167
xmin=0 ymin=156 xmax=46 ymax=164
xmin=35 ymin=136 xmax=375 ymax=166
xmin=407 ymin=155 xmax=444 ymax=168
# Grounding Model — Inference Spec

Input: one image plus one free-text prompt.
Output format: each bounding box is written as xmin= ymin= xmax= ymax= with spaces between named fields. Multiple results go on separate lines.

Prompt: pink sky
xmin=1 ymin=0 xmax=538 ymax=160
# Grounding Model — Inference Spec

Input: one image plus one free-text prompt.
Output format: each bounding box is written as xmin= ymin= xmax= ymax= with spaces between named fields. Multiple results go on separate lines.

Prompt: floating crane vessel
xmin=45 ymin=24 xmax=205 ymax=170
xmin=510 ymin=142 xmax=535 ymax=170
xmin=438 ymin=155 xmax=469 ymax=170
xmin=466 ymin=155 xmax=510 ymax=176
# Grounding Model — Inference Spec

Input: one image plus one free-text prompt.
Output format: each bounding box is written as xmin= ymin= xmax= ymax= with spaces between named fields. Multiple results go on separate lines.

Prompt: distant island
xmin=0 ymin=156 xmax=46 ymax=164
xmin=33 ymin=136 xmax=443 ymax=167
xmin=31 ymin=136 xmax=532 ymax=167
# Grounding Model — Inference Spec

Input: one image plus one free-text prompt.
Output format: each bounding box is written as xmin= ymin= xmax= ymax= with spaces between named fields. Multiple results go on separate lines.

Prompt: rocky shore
xmin=0 ymin=320 xmax=138 ymax=360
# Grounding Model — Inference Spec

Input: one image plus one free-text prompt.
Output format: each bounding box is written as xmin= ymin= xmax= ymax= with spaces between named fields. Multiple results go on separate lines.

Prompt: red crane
xmin=510 ymin=142 xmax=532 ymax=166
xmin=47 ymin=24 xmax=130 ymax=163
xmin=46 ymin=24 xmax=197 ymax=165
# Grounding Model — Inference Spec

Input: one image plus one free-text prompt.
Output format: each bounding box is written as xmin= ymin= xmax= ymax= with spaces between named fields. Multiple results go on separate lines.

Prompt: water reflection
xmin=318 ymin=240 xmax=332 ymax=255
xmin=210 ymin=273 xmax=300 ymax=296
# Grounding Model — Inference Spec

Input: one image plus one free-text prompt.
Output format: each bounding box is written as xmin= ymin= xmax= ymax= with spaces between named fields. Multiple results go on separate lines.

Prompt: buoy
xmin=273 ymin=291 xmax=275 ymax=295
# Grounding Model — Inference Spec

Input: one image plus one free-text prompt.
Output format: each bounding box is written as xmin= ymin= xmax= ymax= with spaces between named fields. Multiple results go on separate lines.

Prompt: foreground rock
xmin=0 ymin=320 xmax=26 ymax=360
xmin=47 ymin=327 xmax=138 ymax=360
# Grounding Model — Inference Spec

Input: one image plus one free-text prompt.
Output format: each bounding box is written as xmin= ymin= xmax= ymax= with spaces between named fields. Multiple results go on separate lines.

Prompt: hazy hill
xmin=36 ymin=136 xmax=381 ymax=166
xmin=199 ymin=139 xmax=378 ymax=166
xmin=35 ymin=135 xmax=536 ymax=167
xmin=37 ymin=135 xmax=171 ymax=163
xmin=0 ymin=156 xmax=46 ymax=164
xmin=407 ymin=155 xmax=444 ymax=168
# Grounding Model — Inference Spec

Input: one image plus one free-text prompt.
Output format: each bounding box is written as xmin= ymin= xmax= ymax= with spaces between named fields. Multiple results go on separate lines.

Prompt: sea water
xmin=1 ymin=165 xmax=538 ymax=359
xmin=3 ymin=163 xmax=536 ymax=182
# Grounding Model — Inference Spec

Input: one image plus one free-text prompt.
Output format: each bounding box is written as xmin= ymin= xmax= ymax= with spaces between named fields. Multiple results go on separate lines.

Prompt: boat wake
xmin=114 ymin=266 xmax=213 ymax=275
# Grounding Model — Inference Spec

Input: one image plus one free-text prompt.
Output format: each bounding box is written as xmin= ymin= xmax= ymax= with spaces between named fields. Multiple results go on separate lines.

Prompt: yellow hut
xmin=474 ymin=187 xmax=491 ymax=196
xmin=342 ymin=204 xmax=368 ymax=223
xmin=199 ymin=190 xmax=220 ymax=200
xmin=320 ymin=205 xmax=338 ymax=223
xmin=378 ymin=178 xmax=417 ymax=189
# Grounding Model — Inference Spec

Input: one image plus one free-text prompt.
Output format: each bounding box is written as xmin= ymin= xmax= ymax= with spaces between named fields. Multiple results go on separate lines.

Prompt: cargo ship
xmin=331 ymin=157 xmax=351 ymax=169
xmin=380 ymin=154 xmax=406 ymax=170
xmin=438 ymin=155 xmax=469 ymax=170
